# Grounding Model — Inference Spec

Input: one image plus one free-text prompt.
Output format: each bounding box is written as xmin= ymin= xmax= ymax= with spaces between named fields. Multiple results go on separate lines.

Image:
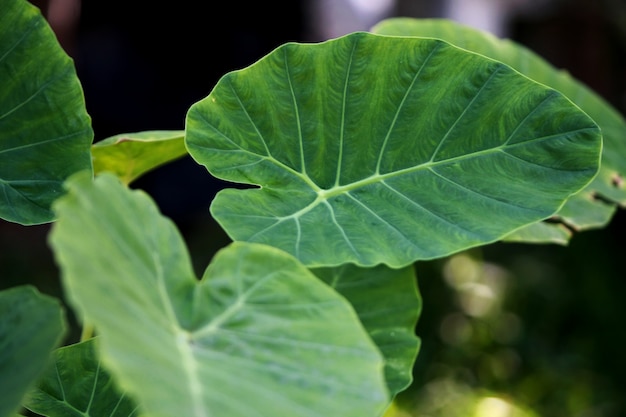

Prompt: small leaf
xmin=0 ymin=0 xmax=93 ymax=225
xmin=23 ymin=338 xmax=140 ymax=417
xmin=92 ymin=130 xmax=187 ymax=185
xmin=312 ymin=264 xmax=421 ymax=397
xmin=371 ymin=17 xmax=626 ymax=239
xmin=49 ymin=172 xmax=389 ymax=417
xmin=186 ymin=32 xmax=601 ymax=267
xmin=0 ymin=285 xmax=66 ymax=417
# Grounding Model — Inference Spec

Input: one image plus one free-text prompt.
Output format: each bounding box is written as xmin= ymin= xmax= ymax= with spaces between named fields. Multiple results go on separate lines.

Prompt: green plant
xmin=1 ymin=1 xmax=624 ymax=417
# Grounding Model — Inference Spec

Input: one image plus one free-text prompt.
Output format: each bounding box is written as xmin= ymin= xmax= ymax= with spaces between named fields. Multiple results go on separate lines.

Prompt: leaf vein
xmin=322 ymin=200 xmax=359 ymax=258
xmin=376 ymin=42 xmax=442 ymax=174
xmin=226 ymin=77 xmax=273 ymax=158
xmin=381 ymin=180 xmax=482 ymax=239
xmin=335 ymin=39 xmax=358 ymax=186
xmin=429 ymin=65 xmax=503 ymax=162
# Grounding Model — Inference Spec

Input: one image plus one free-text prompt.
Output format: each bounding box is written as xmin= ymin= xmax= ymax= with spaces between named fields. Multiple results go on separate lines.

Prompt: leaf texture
xmin=371 ymin=17 xmax=626 ymax=240
xmin=49 ymin=172 xmax=389 ymax=417
xmin=0 ymin=285 xmax=66 ymax=417
xmin=312 ymin=264 xmax=421 ymax=396
xmin=186 ymin=32 xmax=601 ymax=267
xmin=23 ymin=339 xmax=139 ymax=417
xmin=0 ymin=0 xmax=93 ymax=224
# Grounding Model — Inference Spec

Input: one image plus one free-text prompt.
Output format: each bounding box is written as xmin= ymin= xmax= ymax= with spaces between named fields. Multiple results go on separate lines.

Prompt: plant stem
xmin=80 ymin=321 xmax=94 ymax=341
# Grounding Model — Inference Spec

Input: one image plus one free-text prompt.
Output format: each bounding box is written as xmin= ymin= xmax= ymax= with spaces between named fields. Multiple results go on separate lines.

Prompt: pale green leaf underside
xmin=49 ymin=172 xmax=388 ymax=417
xmin=312 ymin=264 xmax=421 ymax=397
xmin=186 ymin=32 xmax=601 ymax=267
xmin=92 ymin=130 xmax=186 ymax=185
xmin=0 ymin=0 xmax=93 ymax=225
xmin=0 ymin=285 xmax=66 ymax=417
xmin=371 ymin=17 xmax=625 ymax=241
xmin=23 ymin=339 xmax=139 ymax=417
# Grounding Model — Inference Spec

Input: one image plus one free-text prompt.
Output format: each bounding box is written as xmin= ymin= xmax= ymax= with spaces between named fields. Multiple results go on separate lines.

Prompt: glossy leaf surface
xmin=0 ymin=0 xmax=93 ymax=225
xmin=49 ymin=172 xmax=388 ymax=417
xmin=23 ymin=339 xmax=139 ymax=417
xmin=0 ymin=286 xmax=66 ymax=417
xmin=312 ymin=264 xmax=421 ymax=396
xmin=186 ymin=32 xmax=601 ymax=267
xmin=92 ymin=130 xmax=186 ymax=185
xmin=371 ymin=17 xmax=626 ymax=241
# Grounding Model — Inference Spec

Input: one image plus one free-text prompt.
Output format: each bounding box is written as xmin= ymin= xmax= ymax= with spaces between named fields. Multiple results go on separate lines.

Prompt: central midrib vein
xmin=265 ymin=125 xmax=594 ymax=223
xmin=320 ymin=141 xmax=505 ymax=199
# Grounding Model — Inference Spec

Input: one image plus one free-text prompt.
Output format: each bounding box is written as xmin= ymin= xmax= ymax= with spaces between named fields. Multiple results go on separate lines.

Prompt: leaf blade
xmin=49 ymin=172 xmax=389 ymax=417
xmin=371 ymin=17 xmax=626 ymax=239
xmin=0 ymin=285 xmax=66 ymax=417
xmin=0 ymin=0 xmax=93 ymax=225
xmin=91 ymin=130 xmax=187 ymax=185
xmin=186 ymin=32 xmax=601 ymax=267
xmin=312 ymin=264 xmax=422 ymax=397
xmin=23 ymin=339 xmax=140 ymax=417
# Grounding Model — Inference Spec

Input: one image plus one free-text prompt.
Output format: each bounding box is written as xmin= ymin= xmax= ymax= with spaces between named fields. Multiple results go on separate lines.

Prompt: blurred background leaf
xmin=91 ymin=130 xmax=186 ymax=185
xmin=0 ymin=286 xmax=66 ymax=417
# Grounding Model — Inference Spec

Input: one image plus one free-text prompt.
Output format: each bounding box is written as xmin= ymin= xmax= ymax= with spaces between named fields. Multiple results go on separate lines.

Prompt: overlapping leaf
xmin=186 ymin=32 xmax=601 ymax=267
xmin=23 ymin=339 xmax=140 ymax=417
xmin=371 ymin=17 xmax=626 ymax=242
xmin=0 ymin=0 xmax=93 ymax=225
xmin=49 ymin=172 xmax=389 ymax=417
xmin=92 ymin=130 xmax=186 ymax=185
xmin=312 ymin=264 xmax=421 ymax=396
xmin=0 ymin=285 xmax=66 ymax=417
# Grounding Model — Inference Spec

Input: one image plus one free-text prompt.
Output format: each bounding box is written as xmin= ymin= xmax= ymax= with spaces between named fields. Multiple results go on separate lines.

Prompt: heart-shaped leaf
xmin=185 ymin=32 xmax=601 ymax=267
xmin=23 ymin=338 xmax=140 ymax=417
xmin=0 ymin=285 xmax=66 ymax=417
xmin=312 ymin=264 xmax=421 ymax=397
xmin=92 ymin=130 xmax=186 ymax=185
xmin=371 ymin=17 xmax=626 ymax=241
xmin=0 ymin=0 xmax=93 ymax=225
xmin=49 ymin=172 xmax=389 ymax=417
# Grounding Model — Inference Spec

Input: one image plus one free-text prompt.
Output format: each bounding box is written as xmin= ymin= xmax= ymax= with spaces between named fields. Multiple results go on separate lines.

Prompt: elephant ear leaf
xmin=371 ymin=17 xmax=626 ymax=243
xmin=0 ymin=0 xmax=93 ymax=225
xmin=49 ymin=172 xmax=389 ymax=417
xmin=186 ymin=31 xmax=601 ymax=268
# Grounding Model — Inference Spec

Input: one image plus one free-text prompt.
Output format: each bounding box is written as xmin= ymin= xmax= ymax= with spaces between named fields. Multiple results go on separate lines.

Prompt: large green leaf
xmin=23 ymin=338 xmax=140 ymax=417
xmin=49 ymin=172 xmax=389 ymax=417
xmin=92 ymin=130 xmax=186 ymax=185
xmin=0 ymin=0 xmax=93 ymax=225
xmin=0 ymin=285 xmax=66 ymax=417
xmin=312 ymin=264 xmax=421 ymax=397
xmin=371 ymin=17 xmax=626 ymax=241
xmin=186 ymin=31 xmax=601 ymax=267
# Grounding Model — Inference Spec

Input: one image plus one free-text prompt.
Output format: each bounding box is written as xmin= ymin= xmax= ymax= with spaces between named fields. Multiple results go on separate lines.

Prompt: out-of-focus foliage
xmin=392 ymin=221 xmax=626 ymax=416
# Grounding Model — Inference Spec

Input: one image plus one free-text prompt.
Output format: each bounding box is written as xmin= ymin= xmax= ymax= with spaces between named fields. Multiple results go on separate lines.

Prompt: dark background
xmin=3 ymin=0 xmax=626 ymax=415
